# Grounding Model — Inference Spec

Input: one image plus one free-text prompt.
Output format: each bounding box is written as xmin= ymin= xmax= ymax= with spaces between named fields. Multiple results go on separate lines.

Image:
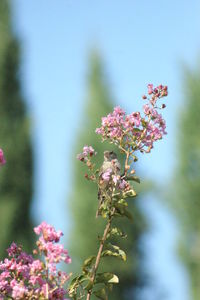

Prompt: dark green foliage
xmin=0 ymin=0 xmax=33 ymax=257
xmin=68 ymin=51 xmax=146 ymax=299
xmin=171 ymin=64 xmax=200 ymax=300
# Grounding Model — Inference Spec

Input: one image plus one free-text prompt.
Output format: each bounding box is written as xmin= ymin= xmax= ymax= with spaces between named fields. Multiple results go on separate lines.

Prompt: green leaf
xmin=96 ymin=272 xmax=119 ymax=284
xmin=68 ymin=275 xmax=80 ymax=296
xmin=68 ymin=274 xmax=91 ymax=296
xmin=123 ymin=188 xmax=137 ymax=198
xmin=114 ymin=200 xmax=133 ymax=220
xmin=108 ymin=227 xmax=127 ymax=239
xmin=84 ymin=279 xmax=94 ymax=291
xmin=123 ymin=208 xmax=133 ymax=221
xmin=114 ymin=202 xmax=126 ymax=214
xmin=126 ymin=175 xmax=140 ymax=183
xmin=93 ymin=288 xmax=108 ymax=300
xmin=82 ymin=255 xmax=96 ymax=273
xmin=118 ymin=198 xmax=128 ymax=206
xmin=108 ymin=274 xmax=119 ymax=283
xmin=101 ymin=244 xmax=126 ymax=261
xmin=109 ymin=244 xmax=127 ymax=261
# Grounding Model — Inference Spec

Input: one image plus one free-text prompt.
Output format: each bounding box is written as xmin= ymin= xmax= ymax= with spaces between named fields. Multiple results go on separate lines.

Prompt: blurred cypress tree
xmin=0 ymin=0 xmax=33 ymax=257
xmin=68 ymin=50 xmax=147 ymax=300
xmin=171 ymin=64 xmax=200 ymax=300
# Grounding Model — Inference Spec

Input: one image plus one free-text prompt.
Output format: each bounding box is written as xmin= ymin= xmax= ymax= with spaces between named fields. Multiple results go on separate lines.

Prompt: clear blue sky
xmin=12 ymin=1 xmax=200 ymax=299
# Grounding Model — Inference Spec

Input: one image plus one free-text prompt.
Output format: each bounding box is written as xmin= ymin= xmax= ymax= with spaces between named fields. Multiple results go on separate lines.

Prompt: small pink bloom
xmin=147 ymin=83 xmax=154 ymax=95
xmin=12 ymin=282 xmax=27 ymax=298
xmin=34 ymin=221 xmax=63 ymax=242
xmin=77 ymin=145 xmax=96 ymax=162
xmin=113 ymin=175 xmax=120 ymax=185
xmin=113 ymin=106 xmax=125 ymax=116
xmin=119 ymin=179 xmax=127 ymax=190
xmin=83 ymin=145 xmax=95 ymax=156
xmin=7 ymin=243 xmax=19 ymax=257
xmin=143 ymin=104 xmax=151 ymax=115
xmin=0 ymin=149 xmax=6 ymax=165
xmin=102 ymin=168 xmax=112 ymax=181
xmin=131 ymin=112 xmax=141 ymax=127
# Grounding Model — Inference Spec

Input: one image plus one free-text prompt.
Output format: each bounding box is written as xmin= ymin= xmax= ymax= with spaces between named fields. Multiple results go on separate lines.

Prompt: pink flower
xmin=113 ymin=175 xmax=120 ymax=185
xmin=113 ymin=106 xmax=125 ymax=116
xmin=0 ymin=222 xmax=71 ymax=299
xmin=30 ymin=260 xmax=43 ymax=273
xmin=102 ymin=168 xmax=112 ymax=181
xmin=0 ymin=149 xmax=6 ymax=166
xmin=143 ymin=104 xmax=151 ymax=115
xmin=11 ymin=281 xmax=27 ymax=299
xmin=34 ymin=221 xmax=63 ymax=242
xmin=147 ymin=83 xmax=154 ymax=95
xmin=95 ymin=84 xmax=168 ymax=154
xmin=118 ymin=179 xmax=127 ymax=190
xmin=77 ymin=145 xmax=96 ymax=162
xmin=129 ymin=112 xmax=141 ymax=127
xmin=82 ymin=145 xmax=95 ymax=156
xmin=7 ymin=243 xmax=19 ymax=257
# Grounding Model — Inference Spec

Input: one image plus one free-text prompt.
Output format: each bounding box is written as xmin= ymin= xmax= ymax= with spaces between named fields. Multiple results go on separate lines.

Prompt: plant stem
xmin=124 ymin=151 xmax=130 ymax=176
xmin=86 ymin=211 xmax=114 ymax=300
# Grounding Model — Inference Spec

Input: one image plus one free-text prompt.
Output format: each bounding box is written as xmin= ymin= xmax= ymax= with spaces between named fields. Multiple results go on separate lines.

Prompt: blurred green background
xmin=0 ymin=0 xmax=200 ymax=299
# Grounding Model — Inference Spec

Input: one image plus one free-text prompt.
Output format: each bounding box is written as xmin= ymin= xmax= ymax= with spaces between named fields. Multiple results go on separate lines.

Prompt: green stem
xmin=86 ymin=210 xmax=115 ymax=300
xmin=124 ymin=150 xmax=130 ymax=176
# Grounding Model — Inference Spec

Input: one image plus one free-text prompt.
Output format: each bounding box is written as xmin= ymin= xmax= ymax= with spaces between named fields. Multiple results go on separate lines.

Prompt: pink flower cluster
xmin=0 ymin=222 xmax=71 ymax=300
xmin=96 ymin=84 xmax=168 ymax=153
xmin=77 ymin=145 xmax=96 ymax=162
xmin=101 ymin=169 xmax=129 ymax=192
xmin=0 ymin=149 xmax=6 ymax=166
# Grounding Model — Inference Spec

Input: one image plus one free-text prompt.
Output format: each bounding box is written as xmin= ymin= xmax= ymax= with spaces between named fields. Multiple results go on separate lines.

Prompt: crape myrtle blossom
xmin=77 ymin=145 xmax=96 ymax=162
xmin=77 ymin=84 xmax=168 ymax=196
xmin=0 ymin=149 xmax=6 ymax=166
xmin=112 ymin=174 xmax=130 ymax=191
xmin=101 ymin=169 xmax=130 ymax=191
xmin=67 ymin=84 xmax=168 ymax=299
xmin=0 ymin=222 xmax=71 ymax=299
xmin=34 ymin=221 xmax=63 ymax=242
xmin=34 ymin=222 xmax=71 ymax=267
xmin=102 ymin=168 xmax=113 ymax=181
xmin=96 ymin=84 xmax=168 ymax=154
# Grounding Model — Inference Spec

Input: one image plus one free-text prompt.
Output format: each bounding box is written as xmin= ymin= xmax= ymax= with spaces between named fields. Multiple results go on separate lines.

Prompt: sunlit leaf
xmin=101 ymin=244 xmax=126 ymax=261
xmin=96 ymin=272 xmax=119 ymax=284
xmin=108 ymin=227 xmax=127 ymax=239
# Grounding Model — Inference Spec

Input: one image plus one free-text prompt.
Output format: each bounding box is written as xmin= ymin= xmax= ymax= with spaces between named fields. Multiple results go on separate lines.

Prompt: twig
xmin=86 ymin=210 xmax=115 ymax=300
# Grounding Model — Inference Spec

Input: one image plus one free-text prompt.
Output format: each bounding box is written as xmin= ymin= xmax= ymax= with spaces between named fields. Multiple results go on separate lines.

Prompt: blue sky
xmin=12 ymin=1 xmax=200 ymax=299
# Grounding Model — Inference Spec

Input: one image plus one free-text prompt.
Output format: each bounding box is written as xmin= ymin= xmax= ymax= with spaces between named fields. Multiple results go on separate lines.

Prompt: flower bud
xmin=86 ymin=161 xmax=92 ymax=168
xmin=90 ymin=175 xmax=95 ymax=181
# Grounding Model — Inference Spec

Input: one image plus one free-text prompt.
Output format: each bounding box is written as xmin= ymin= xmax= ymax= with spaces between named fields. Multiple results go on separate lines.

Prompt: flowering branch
xmin=69 ymin=84 xmax=168 ymax=299
xmin=0 ymin=222 xmax=71 ymax=299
